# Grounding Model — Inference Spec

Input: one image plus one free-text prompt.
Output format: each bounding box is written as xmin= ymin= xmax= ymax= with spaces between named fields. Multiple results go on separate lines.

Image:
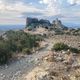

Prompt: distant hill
xmin=0 ymin=25 xmax=25 ymax=31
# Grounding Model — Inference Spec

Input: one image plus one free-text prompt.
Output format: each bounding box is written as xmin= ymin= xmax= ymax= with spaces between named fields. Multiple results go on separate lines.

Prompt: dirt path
xmin=0 ymin=35 xmax=79 ymax=80
xmin=0 ymin=39 xmax=52 ymax=80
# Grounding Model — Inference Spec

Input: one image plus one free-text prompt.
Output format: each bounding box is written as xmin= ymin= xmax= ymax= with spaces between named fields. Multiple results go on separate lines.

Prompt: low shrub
xmin=52 ymin=42 xmax=80 ymax=53
xmin=69 ymin=47 xmax=80 ymax=53
xmin=22 ymin=48 xmax=32 ymax=55
xmin=0 ymin=30 xmax=43 ymax=65
xmin=0 ymin=41 xmax=12 ymax=64
xmin=52 ymin=43 xmax=69 ymax=51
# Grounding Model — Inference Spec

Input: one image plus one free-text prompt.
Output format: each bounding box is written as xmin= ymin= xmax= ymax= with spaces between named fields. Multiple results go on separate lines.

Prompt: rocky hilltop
xmin=26 ymin=17 xmax=68 ymax=30
xmin=26 ymin=17 xmax=51 ymax=29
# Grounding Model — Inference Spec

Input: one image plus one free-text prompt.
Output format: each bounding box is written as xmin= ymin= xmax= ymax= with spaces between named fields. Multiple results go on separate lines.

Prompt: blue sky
xmin=0 ymin=0 xmax=80 ymax=26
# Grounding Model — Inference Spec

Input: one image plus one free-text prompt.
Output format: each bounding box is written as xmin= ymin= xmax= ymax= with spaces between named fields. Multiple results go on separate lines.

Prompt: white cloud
xmin=39 ymin=0 xmax=60 ymax=16
xmin=39 ymin=1 xmax=43 ymax=4
xmin=67 ymin=0 xmax=80 ymax=5
xmin=39 ymin=0 xmax=49 ymax=4
xmin=0 ymin=0 xmax=42 ymax=18
xmin=0 ymin=0 xmax=61 ymax=18
xmin=12 ymin=2 xmax=40 ymax=13
xmin=39 ymin=0 xmax=57 ymax=4
xmin=0 ymin=2 xmax=39 ymax=12
xmin=0 ymin=0 xmax=80 ymax=24
xmin=39 ymin=0 xmax=80 ymax=24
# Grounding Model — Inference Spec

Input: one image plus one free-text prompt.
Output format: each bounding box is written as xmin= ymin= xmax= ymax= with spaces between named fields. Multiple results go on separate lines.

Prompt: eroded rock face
xmin=26 ymin=17 xmax=68 ymax=31
xmin=26 ymin=17 xmax=38 ymax=26
xmin=52 ymin=18 xmax=68 ymax=30
xmin=26 ymin=17 xmax=51 ymax=29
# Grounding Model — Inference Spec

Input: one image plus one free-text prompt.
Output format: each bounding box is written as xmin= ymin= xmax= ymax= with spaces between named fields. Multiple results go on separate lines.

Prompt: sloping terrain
xmin=0 ymin=34 xmax=80 ymax=80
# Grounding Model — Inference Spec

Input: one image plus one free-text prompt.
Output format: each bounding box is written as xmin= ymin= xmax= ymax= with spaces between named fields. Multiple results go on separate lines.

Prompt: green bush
xmin=69 ymin=47 xmax=80 ymax=53
xmin=22 ymin=48 xmax=32 ymax=55
xmin=6 ymin=30 xmax=42 ymax=51
xmin=52 ymin=42 xmax=80 ymax=53
xmin=0 ymin=41 xmax=12 ymax=64
xmin=0 ymin=30 xmax=42 ymax=65
xmin=52 ymin=43 xmax=69 ymax=51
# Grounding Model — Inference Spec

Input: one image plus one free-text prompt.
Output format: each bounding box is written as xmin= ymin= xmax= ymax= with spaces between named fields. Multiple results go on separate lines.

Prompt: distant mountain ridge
xmin=0 ymin=25 xmax=25 ymax=31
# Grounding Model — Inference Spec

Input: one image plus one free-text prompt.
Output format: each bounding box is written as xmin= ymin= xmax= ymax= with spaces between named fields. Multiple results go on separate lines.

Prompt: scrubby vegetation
xmin=65 ymin=28 xmax=80 ymax=36
xmin=52 ymin=42 xmax=80 ymax=53
xmin=0 ymin=41 xmax=11 ymax=64
xmin=0 ymin=30 xmax=42 ymax=64
xmin=53 ymin=28 xmax=80 ymax=36
xmin=54 ymin=29 xmax=64 ymax=35
xmin=22 ymin=48 xmax=32 ymax=55
xmin=69 ymin=47 xmax=80 ymax=53
xmin=52 ymin=43 xmax=69 ymax=51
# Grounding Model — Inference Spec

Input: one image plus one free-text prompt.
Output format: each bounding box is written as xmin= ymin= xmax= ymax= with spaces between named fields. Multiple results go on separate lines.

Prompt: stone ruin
xmin=26 ymin=17 xmax=51 ymax=30
xmin=26 ymin=17 xmax=68 ymax=31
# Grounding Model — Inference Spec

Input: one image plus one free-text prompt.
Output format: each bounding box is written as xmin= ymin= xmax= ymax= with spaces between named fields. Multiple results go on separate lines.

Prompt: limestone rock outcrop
xmin=26 ymin=17 xmax=38 ymax=27
xmin=52 ymin=18 xmax=68 ymax=30
xmin=26 ymin=17 xmax=51 ymax=29
xmin=26 ymin=17 xmax=68 ymax=31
